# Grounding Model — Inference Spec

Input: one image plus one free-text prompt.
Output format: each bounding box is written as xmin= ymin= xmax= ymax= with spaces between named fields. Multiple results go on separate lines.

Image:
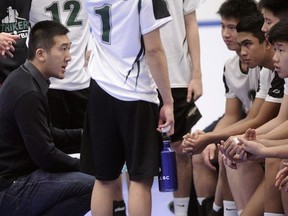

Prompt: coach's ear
xmin=35 ymin=48 xmax=46 ymax=62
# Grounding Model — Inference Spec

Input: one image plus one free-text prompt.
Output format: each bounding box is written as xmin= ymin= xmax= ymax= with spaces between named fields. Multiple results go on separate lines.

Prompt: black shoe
xmin=198 ymin=197 xmax=214 ymax=216
xmin=208 ymin=207 xmax=223 ymax=216
xmin=113 ymin=200 xmax=126 ymax=216
xmin=168 ymin=201 xmax=174 ymax=214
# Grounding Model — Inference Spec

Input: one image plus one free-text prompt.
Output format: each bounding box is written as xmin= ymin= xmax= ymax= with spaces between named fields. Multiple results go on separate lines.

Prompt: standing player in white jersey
xmin=158 ymin=0 xmax=203 ymax=215
xmin=83 ymin=0 xmax=174 ymax=215
xmin=29 ymin=0 xmax=91 ymax=154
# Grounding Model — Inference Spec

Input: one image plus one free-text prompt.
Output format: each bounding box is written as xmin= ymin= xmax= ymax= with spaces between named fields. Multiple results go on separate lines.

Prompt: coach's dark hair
xmin=236 ymin=12 xmax=266 ymax=43
xmin=268 ymin=18 xmax=288 ymax=45
xmin=217 ymin=0 xmax=258 ymax=20
xmin=28 ymin=20 xmax=69 ymax=60
xmin=258 ymin=0 xmax=288 ymax=20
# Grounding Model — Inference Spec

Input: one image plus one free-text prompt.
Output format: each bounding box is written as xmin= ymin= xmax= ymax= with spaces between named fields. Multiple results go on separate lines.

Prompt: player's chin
xmin=56 ymin=71 xmax=65 ymax=79
xmin=275 ymin=68 xmax=287 ymax=79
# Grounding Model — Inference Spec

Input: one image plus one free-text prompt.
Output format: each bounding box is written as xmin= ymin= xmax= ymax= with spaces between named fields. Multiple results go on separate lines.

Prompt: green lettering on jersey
xmin=45 ymin=0 xmax=83 ymax=26
xmin=95 ymin=4 xmax=111 ymax=44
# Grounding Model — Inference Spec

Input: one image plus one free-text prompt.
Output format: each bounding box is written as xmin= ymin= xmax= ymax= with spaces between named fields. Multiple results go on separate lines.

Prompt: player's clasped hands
xmin=218 ymin=128 xmax=265 ymax=167
xmin=182 ymin=127 xmax=267 ymax=163
xmin=182 ymin=129 xmax=205 ymax=155
xmin=215 ymin=136 xmax=240 ymax=169
xmin=0 ymin=32 xmax=20 ymax=58
xmin=218 ymin=136 xmax=246 ymax=162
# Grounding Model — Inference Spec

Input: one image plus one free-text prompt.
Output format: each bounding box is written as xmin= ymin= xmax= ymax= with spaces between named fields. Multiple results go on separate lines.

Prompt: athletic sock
xmin=174 ymin=197 xmax=190 ymax=216
xmin=237 ymin=210 xmax=243 ymax=216
xmin=264 ymin=213 xmax=285 ymax=216
xmin=223 ymin=200 xmax=237 ymax=216
xmin=213 ymin=202 xmax=222 ymax=212
xmin=197 ymin=197 xmax=206 ymax=205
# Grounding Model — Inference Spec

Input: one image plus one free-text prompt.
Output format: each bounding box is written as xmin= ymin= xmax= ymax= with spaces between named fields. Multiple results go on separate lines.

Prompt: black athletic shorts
xmin=88 ymin=80 xmax=162 ymax=181
xmin=159 ymin=88 xmax=201 ymax=142
xmin=47 ymin=88 xmax=89 ymax=129
xmin=47 ymin=88 xmax=89 ymax=153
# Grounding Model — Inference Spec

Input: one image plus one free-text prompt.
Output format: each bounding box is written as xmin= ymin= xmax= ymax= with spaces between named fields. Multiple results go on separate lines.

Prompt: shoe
xmin=113 ymin=200 xmax=126 ymax=216
xmin=198 ymin=197 xmax=214 ymax=216
xmin=168 ymin=201 xmax=174 ymax=213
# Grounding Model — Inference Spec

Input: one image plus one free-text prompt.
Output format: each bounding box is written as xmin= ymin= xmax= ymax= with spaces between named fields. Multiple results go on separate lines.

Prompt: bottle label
xmin=159 ymin=175 xmax=170 ymax=181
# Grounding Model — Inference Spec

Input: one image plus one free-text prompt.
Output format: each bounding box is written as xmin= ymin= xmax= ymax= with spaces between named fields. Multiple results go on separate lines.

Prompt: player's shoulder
xmin=224 ymin=55 xmax=240 ymax=74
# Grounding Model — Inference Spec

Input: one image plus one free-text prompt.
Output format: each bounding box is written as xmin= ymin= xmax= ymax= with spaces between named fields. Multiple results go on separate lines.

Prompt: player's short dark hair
xmin=258 ymin=0 xmax=288 ymax=20
xmin=28 ymin=20 xmax=69 ymax=60
xmin=268 ymin=18 xmax=288 ymax=45
xmin=236 ymin=12 xmax=266 ymax=43
xmin=217 ymin=0 xmax=258 ymax=20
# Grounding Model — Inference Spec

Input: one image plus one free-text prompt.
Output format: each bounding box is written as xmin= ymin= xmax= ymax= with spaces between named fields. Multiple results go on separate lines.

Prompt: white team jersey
xmin=284 ymin=78 xmax=288 ymax=96
xmin=224 ymin=55 xmax=281 ymax=114
xmin=160 ymin=0 xmax=203 ymax=88
xmin=85 ymin=0 xmax=171 ymax=104
xmin=29 ymin=0 xmax=91 ymax=91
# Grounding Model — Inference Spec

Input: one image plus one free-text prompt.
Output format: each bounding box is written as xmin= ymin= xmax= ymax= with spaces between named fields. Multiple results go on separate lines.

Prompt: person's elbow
xmin=145 ymin=46 xmax=164 ymax=59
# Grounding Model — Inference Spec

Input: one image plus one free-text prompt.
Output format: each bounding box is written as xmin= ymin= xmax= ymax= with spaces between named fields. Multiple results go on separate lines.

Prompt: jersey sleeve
xmin=255 ymin=67 xmax=270 ymax=99
xmin=223 ymin=70 xmax=236 ymax=99
xmin=183 ymin=0 xmax=204 ymax=15
xmin=284 ymin=78 xmax=288 ymax=96
xmin=140 ymin=0 xmax=172 ymax=35
xmin=223 ymin=58 xmax=237 ymax=99
xmin=265 ymin=71 xmax=284 ymax=103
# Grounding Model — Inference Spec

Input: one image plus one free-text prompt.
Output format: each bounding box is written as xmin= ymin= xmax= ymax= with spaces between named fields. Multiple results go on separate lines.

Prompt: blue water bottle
xmin=158 ymin=132 xmax=178 ymax=192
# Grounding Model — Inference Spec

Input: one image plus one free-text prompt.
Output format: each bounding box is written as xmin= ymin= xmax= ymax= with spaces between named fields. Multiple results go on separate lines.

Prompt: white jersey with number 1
xmin=85 ymin=0 xmax=172 ymax=104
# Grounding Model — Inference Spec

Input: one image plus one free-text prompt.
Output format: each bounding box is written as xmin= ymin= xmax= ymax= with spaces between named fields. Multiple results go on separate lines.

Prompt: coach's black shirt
xmin=0 ymin=60 xmax=80 ymax=191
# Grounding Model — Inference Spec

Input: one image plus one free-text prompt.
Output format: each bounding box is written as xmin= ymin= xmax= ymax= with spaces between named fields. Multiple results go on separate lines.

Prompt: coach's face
xmin=42 ymin=35 xmax=71 ymax=80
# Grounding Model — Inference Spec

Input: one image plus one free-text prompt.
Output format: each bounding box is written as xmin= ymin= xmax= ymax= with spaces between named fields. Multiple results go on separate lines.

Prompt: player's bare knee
xmin=266 ymin=158 xmax=282 ymax=170
xmin=192 ymin=153 xmax=204 ymax=166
